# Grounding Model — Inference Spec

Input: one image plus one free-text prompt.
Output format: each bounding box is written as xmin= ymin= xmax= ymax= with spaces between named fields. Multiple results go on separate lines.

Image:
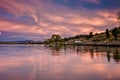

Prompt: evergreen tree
xmin=112 ymin=27 xmax=119 ymax=41
xmin=88 ymin=32 xmax=93 ymax=39
xmin=106 ymin=29 xmax=110 ymax=38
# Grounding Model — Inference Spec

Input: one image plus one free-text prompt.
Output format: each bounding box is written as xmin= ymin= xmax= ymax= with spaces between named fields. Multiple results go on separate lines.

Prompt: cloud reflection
xmin=0 ymin=45 xmax=120 ymax=80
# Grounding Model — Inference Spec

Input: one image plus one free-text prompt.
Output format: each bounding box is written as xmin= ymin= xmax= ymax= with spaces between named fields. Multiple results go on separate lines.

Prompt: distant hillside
xmin=44 ymin=27 xmax=120 ymax=45
xmin=64 ymin=27 xmax=120 ymax=42
xmin=89 ymin=27 xmax=120 ymax=42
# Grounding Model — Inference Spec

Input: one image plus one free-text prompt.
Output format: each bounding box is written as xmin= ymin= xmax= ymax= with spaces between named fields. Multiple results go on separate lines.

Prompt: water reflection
xmin=113 ymin=48 xmax=120 ymax=63
xmin=45 ymin=45 xmax=120 ymax=63
xmin=0 ymin=44 xmax=120 ymax=80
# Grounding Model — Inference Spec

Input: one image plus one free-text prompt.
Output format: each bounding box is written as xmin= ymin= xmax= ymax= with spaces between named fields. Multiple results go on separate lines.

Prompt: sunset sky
xmin=0 ymin=0 xmax=120 ymax=41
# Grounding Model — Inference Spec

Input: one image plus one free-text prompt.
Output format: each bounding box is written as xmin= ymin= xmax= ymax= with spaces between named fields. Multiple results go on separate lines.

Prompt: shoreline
xmin=0 ymin=43 xmax=120 ymax=47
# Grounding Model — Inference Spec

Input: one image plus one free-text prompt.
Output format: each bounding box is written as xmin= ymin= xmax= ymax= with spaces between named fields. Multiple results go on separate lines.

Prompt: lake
xmin=0 ymin=44 xmax=120 ymax=80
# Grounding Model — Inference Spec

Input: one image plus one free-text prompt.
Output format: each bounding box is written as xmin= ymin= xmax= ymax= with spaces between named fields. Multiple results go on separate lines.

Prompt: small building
xmin=74 ymin=40 xmax=82 ymax=44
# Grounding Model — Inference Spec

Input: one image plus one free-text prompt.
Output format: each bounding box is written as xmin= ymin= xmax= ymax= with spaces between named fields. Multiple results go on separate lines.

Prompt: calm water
xmin=0 ymin=44 xmax=120 ymax=80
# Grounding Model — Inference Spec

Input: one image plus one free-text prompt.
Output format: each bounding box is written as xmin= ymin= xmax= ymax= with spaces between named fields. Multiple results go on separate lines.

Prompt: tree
xmin=51 ymin=35 xmax=61 ymax=40
xmin=51 ymin=34 xmax=61 ymax=45
xmin=106 ymin=29 xmax=110 ymax=38
xmin=88 ymin=32 xmax=93 ymax=39
xmin=116 ymin=11 xmax=120 ymax=26
xmin=112 ymin=27 xmax=119 ymax=41
xmin=95 ymin=33 xmax=98 ymax=35
xmin=64 ymin=38 xmax=67 ymax=41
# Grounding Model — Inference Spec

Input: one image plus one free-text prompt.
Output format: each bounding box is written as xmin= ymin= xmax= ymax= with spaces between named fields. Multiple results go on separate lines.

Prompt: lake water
xmin=0 ymin=44 xmax=120 ymax=80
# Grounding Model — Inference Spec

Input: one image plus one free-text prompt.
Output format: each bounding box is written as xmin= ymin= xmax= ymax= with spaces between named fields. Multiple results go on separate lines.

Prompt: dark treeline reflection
xmin=45 ymin=45 xmax=120 ymax=63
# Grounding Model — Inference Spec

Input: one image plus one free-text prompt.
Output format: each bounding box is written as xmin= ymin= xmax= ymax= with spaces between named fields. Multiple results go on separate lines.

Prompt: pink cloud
xmin=0 ymin=0 xmax=118 ymax=39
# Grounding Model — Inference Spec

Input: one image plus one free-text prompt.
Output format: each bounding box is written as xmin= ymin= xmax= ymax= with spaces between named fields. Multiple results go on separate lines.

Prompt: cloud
xmin=0 ymin=0 xmax=119 ymax=40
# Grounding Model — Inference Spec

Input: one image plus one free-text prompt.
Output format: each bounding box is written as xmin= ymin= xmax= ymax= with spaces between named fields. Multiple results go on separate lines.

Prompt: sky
xmin=0 ymin=0 xmax=120 ymax=41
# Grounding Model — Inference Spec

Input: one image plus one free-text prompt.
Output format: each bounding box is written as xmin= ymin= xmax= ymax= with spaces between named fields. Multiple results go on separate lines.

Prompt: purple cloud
xmin=0 ymin=0 xmax=119 ymax=41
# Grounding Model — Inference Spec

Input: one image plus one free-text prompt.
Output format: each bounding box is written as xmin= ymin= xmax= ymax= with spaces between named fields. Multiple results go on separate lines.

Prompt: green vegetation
xmin=90 ymin=27 xmax=120 ymax=42
xmin=106 ymin=29 xmax=110 ymax=39
xmin=112 ymin=27 xmax=120 ymax=41
xmin=44 ymin=34 xmax=64 ymax=45
xmin=44 ymin=27 xmax=120 ymax=45
xmin=88 ymin=32 xmax=94 ymax=39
